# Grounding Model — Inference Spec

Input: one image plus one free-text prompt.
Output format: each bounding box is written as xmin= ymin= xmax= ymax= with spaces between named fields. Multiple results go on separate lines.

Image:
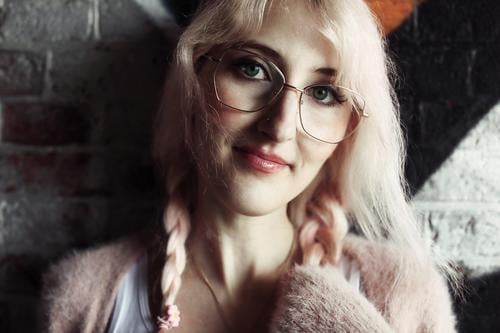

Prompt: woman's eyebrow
xmin=314 ymin=67 xmax=337 ymax=79
xmin=240 ymin=40 xmax=283 ymax=61
xmin=240 ymin=40 xmax=337 ymax=79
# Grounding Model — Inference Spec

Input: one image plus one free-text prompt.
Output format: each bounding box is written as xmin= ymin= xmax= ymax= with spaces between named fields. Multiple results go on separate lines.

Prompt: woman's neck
xmin=188 ymin=193 xmax=296 ymax=301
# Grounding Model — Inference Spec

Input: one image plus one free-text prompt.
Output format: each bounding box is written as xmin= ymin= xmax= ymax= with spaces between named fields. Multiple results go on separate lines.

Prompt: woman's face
xmin=196 ymin=5 xmax=342 ymax=217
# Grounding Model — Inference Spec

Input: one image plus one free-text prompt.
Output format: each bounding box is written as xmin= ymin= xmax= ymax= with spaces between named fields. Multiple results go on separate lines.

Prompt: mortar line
xmin=42 ymin=50 xmax=54 ymax=101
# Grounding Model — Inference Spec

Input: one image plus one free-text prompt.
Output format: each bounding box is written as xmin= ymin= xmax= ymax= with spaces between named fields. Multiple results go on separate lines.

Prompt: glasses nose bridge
xmin=278 ymin=82 xmax=304 ymax=106
xmin=282 ymin=82 xmax=304 ymax=95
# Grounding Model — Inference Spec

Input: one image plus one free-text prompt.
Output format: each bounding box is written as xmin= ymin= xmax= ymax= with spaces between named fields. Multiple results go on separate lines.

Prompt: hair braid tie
xmin=157 ymin=193 xmax=191 ymax=331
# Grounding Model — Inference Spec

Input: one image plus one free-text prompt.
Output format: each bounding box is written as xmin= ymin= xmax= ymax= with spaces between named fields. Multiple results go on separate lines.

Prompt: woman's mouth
xmin=234 ymin=147 xmax=290 ymax=174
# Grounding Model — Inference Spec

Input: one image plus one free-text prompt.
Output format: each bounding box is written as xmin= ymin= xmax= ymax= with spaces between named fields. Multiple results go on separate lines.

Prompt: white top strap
xmin=107 ymin=254 xmax=155 ymax=333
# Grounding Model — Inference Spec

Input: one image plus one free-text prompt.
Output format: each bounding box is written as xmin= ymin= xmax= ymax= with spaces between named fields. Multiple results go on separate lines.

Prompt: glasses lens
xmin=214 ymin=49 xmax=284 ymax=111
xmin=299 ymin=85 xmax=364 ymax=143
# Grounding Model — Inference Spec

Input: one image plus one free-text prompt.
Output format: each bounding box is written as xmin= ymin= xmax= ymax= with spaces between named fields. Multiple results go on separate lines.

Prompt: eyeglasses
xmin=204 ymin=48 xmax=368 ymax=144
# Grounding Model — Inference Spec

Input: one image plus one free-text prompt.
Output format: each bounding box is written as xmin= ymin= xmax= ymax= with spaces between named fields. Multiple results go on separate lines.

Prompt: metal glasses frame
xmin=203 ymin=47 xmax=369 ymax=144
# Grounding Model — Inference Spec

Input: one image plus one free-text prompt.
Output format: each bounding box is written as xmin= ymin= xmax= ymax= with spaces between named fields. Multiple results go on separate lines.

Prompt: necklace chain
xmin=190 ymin=233 xmax=297 ymax=333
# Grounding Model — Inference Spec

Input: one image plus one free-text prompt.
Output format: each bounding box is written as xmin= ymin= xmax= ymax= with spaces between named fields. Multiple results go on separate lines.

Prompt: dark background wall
xmin=386 ymin=1 xmax=500 ymax=332
xmin=0 ymin=0 xmax=168 ymax=331
xmin=0 ymin=0 xmax=498 ymax=332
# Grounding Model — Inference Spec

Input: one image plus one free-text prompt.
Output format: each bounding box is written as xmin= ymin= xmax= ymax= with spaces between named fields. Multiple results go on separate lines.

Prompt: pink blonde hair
xmin=151 ymin=0 xmax=455 ymax=330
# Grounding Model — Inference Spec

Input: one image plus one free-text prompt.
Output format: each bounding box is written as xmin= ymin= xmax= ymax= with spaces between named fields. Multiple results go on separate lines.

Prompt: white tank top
xmin=107 ymin=254 xmax=362 ymax=333
xmin=107 ymin=254 xmax=155 ymax=333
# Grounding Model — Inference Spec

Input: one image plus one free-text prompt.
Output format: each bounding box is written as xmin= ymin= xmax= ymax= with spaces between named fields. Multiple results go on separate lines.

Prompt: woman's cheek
xmin=302 ymin=139 xmax=337 ymax=164
xmin=219 ymin=108 xmax=254 ymax=133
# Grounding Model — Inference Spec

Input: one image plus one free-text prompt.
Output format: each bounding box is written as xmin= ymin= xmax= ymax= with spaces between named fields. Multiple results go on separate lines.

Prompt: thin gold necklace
xmin=190 ymin=233 xmax=297 ymax=333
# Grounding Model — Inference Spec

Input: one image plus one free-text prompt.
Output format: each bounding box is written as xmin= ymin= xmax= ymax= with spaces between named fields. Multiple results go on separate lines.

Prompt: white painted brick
xmin=1 ymin=0 xmax=90 ymax=44
xmin=415 ymin=152 xmax=500 ymax=202
xmin=415 ymin=206 xmax=500 ymax=275
xmin=458 ymin=102 xmax=500 ymax=152
xmin=415 ymin=102 xmax=500 ymax=202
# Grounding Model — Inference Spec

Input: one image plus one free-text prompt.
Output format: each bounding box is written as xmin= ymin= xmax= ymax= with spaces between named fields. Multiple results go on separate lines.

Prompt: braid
xmin=299 ymin=194 xmax=348 ymax=266
xmin=157 ymin=187 xmax=192 ymax=331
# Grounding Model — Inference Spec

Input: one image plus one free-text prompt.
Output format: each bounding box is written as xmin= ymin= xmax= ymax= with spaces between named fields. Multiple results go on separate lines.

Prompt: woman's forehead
xmin=242 ymin=4 xmax=339 ymax=78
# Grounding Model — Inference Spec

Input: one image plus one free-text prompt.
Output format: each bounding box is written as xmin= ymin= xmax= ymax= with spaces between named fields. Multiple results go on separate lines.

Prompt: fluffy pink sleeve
xmin=269 ymin=264 xmax=394 ymax=333
xmin=269 ymin=238 xmax=457 ymax=333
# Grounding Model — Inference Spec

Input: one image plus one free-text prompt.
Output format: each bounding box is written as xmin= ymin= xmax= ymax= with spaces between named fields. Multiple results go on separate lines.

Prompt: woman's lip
xmin=234 ymin=147 xmax=291 ymax=173
xmin=235 ymin=147 xmax=290 ymax=165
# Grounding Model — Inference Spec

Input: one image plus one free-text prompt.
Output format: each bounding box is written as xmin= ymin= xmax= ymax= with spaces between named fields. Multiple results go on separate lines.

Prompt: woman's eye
xmin=241 ymin=63 xmax=261 ymax=77
xmin=313 ymin=87 xmax=330 ymax=100
xmin=310 ymin=86 xmax=337 ymax=105
xmin=234 ymin=60 xmax=269 ymax=80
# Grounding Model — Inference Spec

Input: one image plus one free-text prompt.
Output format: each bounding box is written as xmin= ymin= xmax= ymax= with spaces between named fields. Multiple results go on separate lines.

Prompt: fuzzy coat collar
xmin=41 ymin=231 xmax=456 ymax=332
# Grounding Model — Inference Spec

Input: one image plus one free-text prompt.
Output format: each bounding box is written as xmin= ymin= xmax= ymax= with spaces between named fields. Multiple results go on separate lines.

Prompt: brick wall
xmin=0 ymin=0 xmax=499 ymax=332
xmin=0 ymin=0 xmax=168 ymax=331
xmin=388 ymin=1 xmax=500 ymax=331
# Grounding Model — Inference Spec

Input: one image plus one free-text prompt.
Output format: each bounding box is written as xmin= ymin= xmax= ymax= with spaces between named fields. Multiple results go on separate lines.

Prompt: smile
xmin=234 ymin=147 xmax=290 ymax=174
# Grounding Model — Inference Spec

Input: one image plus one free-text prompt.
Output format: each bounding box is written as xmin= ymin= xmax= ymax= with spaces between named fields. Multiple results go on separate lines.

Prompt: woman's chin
xmin=231 ymin=201 xmax=282 ymax=217
xmin=216 ymin=185 xmax=289 ymax=218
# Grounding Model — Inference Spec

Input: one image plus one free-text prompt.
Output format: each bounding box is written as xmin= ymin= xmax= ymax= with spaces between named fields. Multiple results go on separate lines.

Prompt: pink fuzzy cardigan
xmin=40 ymin=231 xmax=457 ymax=332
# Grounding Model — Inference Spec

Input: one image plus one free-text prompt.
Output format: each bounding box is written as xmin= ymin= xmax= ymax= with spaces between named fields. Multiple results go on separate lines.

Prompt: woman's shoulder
xmin=271 ymin=235 xmax=456 ymax=332
xmin=40 ymin=229 xmax=154 ymax=332
xmin=343 ymin=234 xmax=457 ymax=332
xmin=342 ymin=234 xmax=447 ymax=287
xmin=42 ymin=230 xmax=150 ymax=288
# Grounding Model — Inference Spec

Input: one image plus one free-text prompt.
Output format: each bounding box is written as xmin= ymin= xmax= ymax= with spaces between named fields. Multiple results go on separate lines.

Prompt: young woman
xmin=42 ymin=0 xmax=458 ymax=332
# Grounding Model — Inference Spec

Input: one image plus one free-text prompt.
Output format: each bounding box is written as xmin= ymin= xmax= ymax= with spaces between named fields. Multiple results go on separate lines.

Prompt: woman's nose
xmin=257 ymin=89 xmax=301 ymax=142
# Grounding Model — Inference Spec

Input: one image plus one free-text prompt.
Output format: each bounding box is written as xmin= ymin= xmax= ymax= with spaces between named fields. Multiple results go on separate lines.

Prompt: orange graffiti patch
xmin=366 ymin=0 xmax=425 ymax=34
